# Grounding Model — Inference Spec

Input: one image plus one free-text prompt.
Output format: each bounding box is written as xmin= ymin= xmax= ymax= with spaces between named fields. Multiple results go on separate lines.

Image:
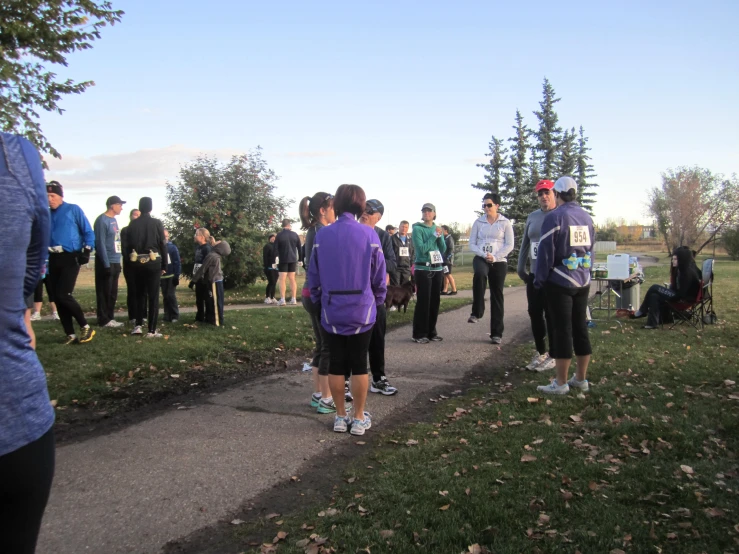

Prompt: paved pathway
xmin=38 ymin=287 xmax=533 ymax=554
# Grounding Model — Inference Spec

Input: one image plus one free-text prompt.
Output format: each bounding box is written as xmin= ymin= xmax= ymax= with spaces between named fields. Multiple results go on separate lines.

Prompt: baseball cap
xmin=553 ymin=176 xmax=578 ymax=193
xmin=421 ymin=202 xmax=436 ymax=212
xmin=365 ymin=199 xmax=384 ymax=216
xmin=535 ymin=179 xmax=555 ymax=192
xmin=106 ymin=195 xmax=126 ymax=207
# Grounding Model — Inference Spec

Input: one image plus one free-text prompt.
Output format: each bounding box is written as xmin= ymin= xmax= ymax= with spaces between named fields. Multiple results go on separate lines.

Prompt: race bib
xmin=482 ymin=243 xmax=495 ymax=255
xmin=442 ymin=265 xmax=449 ymax=274
xmin=430 ymin=250 xmax=444 ymax=264
xmin=569 ymin=226 xmax=591 ymax=247
xmin=399 ymin=247 xmax=409 ymax=257
xmin=530 ymin=241 xmax=539 ymax=260
xmin=193 ymin=263 xmax=202 ymax=273
xmin=114 ymin=240 xmax=122 ymax=254
xmin=49 ymin=245 xmax=63 ymax=253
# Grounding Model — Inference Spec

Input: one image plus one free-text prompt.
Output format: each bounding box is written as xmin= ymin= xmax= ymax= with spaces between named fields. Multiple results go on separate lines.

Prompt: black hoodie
xmin=672 ymin=247 xmax=701 ymax=301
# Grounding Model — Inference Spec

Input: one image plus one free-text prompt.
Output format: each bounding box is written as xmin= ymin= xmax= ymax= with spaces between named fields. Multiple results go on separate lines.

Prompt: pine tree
xmin=502 ymin=110 xmax=537 ymax=222
xmin=532 ymin=78 xmax=563 ymax=180
xmin=575 ymin=126 xmax=598 ymax=214
xmin=558 ymin=127 xmax=578 ymax=177
xmin=471 ymin=135 xmax=508 ymax=196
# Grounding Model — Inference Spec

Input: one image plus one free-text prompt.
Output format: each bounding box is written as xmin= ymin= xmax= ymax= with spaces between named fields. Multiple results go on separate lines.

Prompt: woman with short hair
xmin=308 ymin=184 xmax=386 ymax=435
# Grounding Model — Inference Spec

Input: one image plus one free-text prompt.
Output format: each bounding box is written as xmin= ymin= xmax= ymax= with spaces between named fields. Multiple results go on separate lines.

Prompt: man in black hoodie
xmin=124 ymin=197 xmax=167 ymax=338
xmin=272 ymin=219 xmax=302 ymax=306
xmin=262 ymin=233 xmax=278 ymax=304
xmin=390 ymin=220 xmax=414 ymax=286
xmin=360 ymin=199 xmax=398 ymax=396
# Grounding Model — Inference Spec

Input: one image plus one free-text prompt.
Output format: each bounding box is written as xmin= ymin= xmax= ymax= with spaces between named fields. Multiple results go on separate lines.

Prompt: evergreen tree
xmin=558 ymin=127 xmax=578 ymax=177
xmin=502 ymin=110 xmax=536 ymax=222
xmin=532 ymin=78 xmax=563 ymax=180
xmin=575 ymin=126 xmax=598 ymax=214
xmin=471 ymin=135 xmax=508 ymax=196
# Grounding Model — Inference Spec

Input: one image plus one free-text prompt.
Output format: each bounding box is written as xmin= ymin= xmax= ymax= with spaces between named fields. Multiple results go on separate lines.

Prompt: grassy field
xmin=234 ymin=258 xmax=738 ymax=554
xmin=36 ymin=297 xmax=473 ymax=409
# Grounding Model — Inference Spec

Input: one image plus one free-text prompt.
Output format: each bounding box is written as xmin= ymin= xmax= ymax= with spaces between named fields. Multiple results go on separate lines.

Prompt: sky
xmin=39 ymin=0 xmax=739 ymax=231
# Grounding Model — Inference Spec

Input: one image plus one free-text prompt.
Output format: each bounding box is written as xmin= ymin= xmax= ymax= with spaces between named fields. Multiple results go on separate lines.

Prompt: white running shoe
xmin=51 ymin=312 xmax=60 ymax=320
xmin=104 ymin=320 xmax=124 ymax=328
xmin=334 ymin=415 xmax=351 ymax=433
xmin=526 ymin=353 xmax=547 ymax=370
xmin=131 ymin=325 xmax=143 ymax=335
xmin=567 ymin=376 xmax=590 ymax=392
xmin=288 ymin=297 xmax=297 ymax=305
xmin=277 ymin=298 xmax=286 ymax=306
xmin=537 ymin=380 xmax=570 ymax=395
xmin=389 ymin=306 xmax=397 ymax=312
xmin=536 ymin=355 xmax=556 ymax=371
xmin=30 ymin=312 xmax=42 ymax=321
xmin=264 ymin=298 xmax=273 ymax=304
xmin=145 ymin=331 xmax=163 ymax=338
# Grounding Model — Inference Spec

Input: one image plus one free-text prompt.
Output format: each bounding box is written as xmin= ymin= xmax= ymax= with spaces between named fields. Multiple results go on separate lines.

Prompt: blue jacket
xmin=50 ymin=201 xmax=95 ymax=253
xmin=534 ymin=202 xmax=595 ymax=290
xmin=308 ymin=213 xmax=387 ymax=335
xmin=0 ymin=132 xmax=54 ymax=457
xmin=164 ymin=241 xmax=181 ymax=278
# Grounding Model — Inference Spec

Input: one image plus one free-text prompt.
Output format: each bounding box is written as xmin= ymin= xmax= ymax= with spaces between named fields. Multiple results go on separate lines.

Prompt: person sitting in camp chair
xmin=632 ymin=247 xmax=700 ymax=329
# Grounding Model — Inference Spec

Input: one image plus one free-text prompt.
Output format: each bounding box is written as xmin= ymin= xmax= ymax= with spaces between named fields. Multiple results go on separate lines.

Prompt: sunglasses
xmin=364 ymin=208 xmax=378 ymax=215
xmin=483 ymin=203 xmax=496 ymax=208
xmin=421 ymin=208 xmax=434 ymax=213
xmin=537 ymin=190 xmax=552 ymax=196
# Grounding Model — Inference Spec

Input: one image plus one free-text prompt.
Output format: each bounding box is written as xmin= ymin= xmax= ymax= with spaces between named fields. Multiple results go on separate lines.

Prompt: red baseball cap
xmin=535 ymin=179 xmax=555 ymax=192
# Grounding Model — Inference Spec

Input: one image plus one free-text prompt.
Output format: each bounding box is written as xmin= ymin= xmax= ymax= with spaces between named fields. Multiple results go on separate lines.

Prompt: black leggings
xmin=328 ymin=329 xmax=372 ymax=376
xmin=526 ymin=276 xmax=554 ymax=356
xmin=0 ymin=427 xmax=55 ymax=554
xmin=130 ymin=261 xmax=161 ymax=332
xmin=471 ymin=257 xmax=507 ymax=337
xmin=544 ymin=282 xmax=592 ymax=359
xmin=47 ymin=252 xmax=87 ymax=335
xmin=264 ymin=269 xmax=278 ymax=299
xmin=302 ymin=294 xmax=331 ymax=375
xmin=413 ymin=270 xmax=443 ymax=340
xmin=638 ymin=284 xmax=676 ymax=327
xmin=368 ymin=304 xmax=387 ymax=381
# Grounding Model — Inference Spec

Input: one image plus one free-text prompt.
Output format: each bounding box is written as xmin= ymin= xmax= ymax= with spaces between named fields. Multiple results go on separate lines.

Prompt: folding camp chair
xmin=700 ymin=259 xmax=716 ymax=324
xmin=665 ymin=282 xmax=704 ymax=330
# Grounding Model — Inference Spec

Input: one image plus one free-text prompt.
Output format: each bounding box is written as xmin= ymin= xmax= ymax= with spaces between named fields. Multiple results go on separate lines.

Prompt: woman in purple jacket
xmin=308 ymin=184 xmax=387 ymax=435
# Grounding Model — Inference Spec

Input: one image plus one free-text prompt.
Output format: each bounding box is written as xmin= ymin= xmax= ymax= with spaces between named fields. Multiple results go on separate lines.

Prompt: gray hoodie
xmin=193 ymin=241 xmax=231 ymax=283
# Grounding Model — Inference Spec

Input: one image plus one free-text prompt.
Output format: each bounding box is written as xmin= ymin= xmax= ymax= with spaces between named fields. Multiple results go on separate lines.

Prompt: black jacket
xmin=124 ymin=213 xmax=167 ymax=271
xmin=272 ymin=228 xmax=302 ymax=264
xmin=391 ymin=232 xmax=414 ymax=271
xmin=194 ymin=243 xmax=212 ymax=265
xmin=263 ymin=242 xmax=277 ymax=268
xmin=374 ymin=225 xmax=397 ymax=276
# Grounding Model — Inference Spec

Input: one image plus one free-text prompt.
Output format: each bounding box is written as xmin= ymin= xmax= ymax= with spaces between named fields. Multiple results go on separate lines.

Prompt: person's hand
xmin=162 ymin=270 xmax=167 ymax=275
xmin=485 ymin=253 xmax=494 ymax=262
xmin=78 ymin=248 xmax=91 ymax=265
xmin=103 ymin=266 xmax=112 ymax=277
xmin=435 ymin=226 xmax=442 ymax=236
xmin=188 ymin=281 xmax=195 ymax=290
xmin=174 ymin=277 xmax=180 ymax=287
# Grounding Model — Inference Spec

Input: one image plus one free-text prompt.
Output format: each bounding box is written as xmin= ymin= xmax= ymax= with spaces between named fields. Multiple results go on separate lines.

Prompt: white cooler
xmin=607 ymin=254 xmax=630 ymax=280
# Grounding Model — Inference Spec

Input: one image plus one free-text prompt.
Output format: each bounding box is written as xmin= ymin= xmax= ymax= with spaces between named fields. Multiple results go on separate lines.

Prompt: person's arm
xmin=172 ymin=245 xmax=181 ymax=279
xmin=370 ymin=244 xmax=387 ymax=306
xmin=158 ymin=222 xmax=168 ymax=272
xmin=534 ymin=215 xmax=557 ymax=290
xmin=308 ymin=245 xmax=321 ymax=305
xmin=20 ymin=136 xmax=49 ymax=298
xmin=494 ymin=220 xmax=515 ymax=260
xmin=517 ymin=219 xmax=531 ymax=282
xmin=468 ymin=220 xmax=484 ymax=257
xmin=77 ymin=206 xmax=95 ymax=249
xmin=381 ymin=232 xmax=396 ymax=275
xmin=296 ymin=234 xmax=304 ymax=264
xmin=193 ymin=253 xmax=213 ymax=283
xmin=94 ymin=216 xmax=110 ymax=269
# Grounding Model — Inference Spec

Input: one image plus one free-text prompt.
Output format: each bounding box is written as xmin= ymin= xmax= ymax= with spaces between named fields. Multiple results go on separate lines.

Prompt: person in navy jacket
xmin=161 ymin=228 xmax=182 ymax=322
xmin=534 ymin=176 xmax=595 ymax=395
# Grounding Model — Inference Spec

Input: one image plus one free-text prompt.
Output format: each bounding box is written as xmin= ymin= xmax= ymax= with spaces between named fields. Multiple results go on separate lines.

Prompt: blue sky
xmin=41 ymin=0 xmax=739 ymax=230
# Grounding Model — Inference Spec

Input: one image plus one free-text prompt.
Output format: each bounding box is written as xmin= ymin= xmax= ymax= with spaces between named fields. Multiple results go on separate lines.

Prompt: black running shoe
xmin=370 ymin=377 xmax=398 ymax=395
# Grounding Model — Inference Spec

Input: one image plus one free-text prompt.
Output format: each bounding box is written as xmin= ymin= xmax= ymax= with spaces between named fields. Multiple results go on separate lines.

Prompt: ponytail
xmin=208 ymin=235 xmax=216 ymax=246
xmin=300 ymin=192 xmax=334 ymax=231
xmin=299 ymin=196 xmax=312 ymax=231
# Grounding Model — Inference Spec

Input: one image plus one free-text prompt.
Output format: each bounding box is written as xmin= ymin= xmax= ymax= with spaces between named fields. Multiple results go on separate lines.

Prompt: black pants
xmin=368 ymin=304 xmax=387 ymax=380
xmin=639 ymin=284 xmax=676 ymax=327
xmin=327 ymin=329 xmax=372 ymax=376
xmin=47 ymin=252 xmax=87 ymax=336
xmin=33 ymin=279 xmax=44 ymax=303
xmin=544 ymin=283 xmax=592 ymax=359
xmin=123 ymin=264 xmax=146 ymax=322
xmin=130 ymin=261 xmax=161 ymax=332
xmin=95 ymin=260 xmax=121 ymax=326
xmin=160 ymin=277 xmax=179 ymax=321
xmin=0 ymin=427 xmax=55 ymax=554
xmin=204 ymin=281 xmax=225 ymax=326
xmin=526 ymin=276 xmax=554 ymax=356
xmin=413 ymin=270 xmax=443 ymax=340
xmin=195 ymin=282 xmax=209 ymax=322
xmin=471 ymin=257 xmax=507 ymax=338
xmin=302 ymin=295 xmax=331 ymax=375
xmin=264 ymin=269 xmax=278 ymax=299
xmin=390 ymin=268 xmax=411 ymax=287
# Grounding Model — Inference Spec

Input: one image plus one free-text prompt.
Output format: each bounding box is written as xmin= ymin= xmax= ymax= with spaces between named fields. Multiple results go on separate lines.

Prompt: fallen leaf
xmin=680 ymin=465 xmax=694 ymax=475
xmin=520 ymin=454 xmax=538 ymax=463
xmin=272 ymin=531 xmax=287 ymax=543
xmin=265 ymin=513 xmax=280 ymax=520
xmin=439 ymin=504 xmax=450 ymax=511
xmin=569 ymin=415 xmax=582 ymax=423
xmin=439 ymin=490 xmax=449 ymax=496
xmin=379 ymin=530 xmax=394 ymax=539
xmin=295 ymin=538 xmax=310 ymax=548
xmin=406 ymin=439 xmax=419 ymax=446
xmin=527 ymin=397 xmax=539 ymax=403
xmin=704 ymin=507 xmax=725 ymax=518
xmin=230 ymin=519 xmax=244 ymax=525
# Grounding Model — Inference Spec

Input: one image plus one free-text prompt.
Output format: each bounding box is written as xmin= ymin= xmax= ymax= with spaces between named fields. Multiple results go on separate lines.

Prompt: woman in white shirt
xmin=468 ymin=193 xmax=514 ymax=344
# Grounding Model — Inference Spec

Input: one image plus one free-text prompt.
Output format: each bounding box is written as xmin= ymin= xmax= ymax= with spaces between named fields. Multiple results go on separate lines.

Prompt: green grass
xmin=38 ymin=297 xmax=472 ymax=409
xmin=236 ymin=259 xmax=739 ymax=554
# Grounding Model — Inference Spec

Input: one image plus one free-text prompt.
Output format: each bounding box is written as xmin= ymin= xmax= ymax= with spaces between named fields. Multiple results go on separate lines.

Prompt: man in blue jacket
xmin=94 ymin=195 xmax=126 ymax=328
xmin=161 ymin=229 xmax=182 ymax=322
xmin=47 ymin=181 xmax=96 ymax=344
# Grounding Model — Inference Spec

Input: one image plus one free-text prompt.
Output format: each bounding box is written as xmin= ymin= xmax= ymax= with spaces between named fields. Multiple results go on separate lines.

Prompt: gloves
xmin=188 ymin=281 xmax=195 ymax=290
xmin=78 ymin=247 xmax=91 ymax=265
xmin=174 ymin=277 xmax=180 ymax=287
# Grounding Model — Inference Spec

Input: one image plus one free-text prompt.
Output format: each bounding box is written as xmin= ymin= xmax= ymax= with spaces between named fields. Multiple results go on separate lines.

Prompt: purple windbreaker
xmin=308 ymin=213 xmax=387 ymax=335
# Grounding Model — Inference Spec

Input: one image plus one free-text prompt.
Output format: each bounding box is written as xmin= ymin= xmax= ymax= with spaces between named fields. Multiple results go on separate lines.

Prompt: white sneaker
xmin=145 ymin=331 xmax=163 ymax=338
xmin=30 ymin=312 xmax=42 ymax=321
xmin=389 ymin=306 xmax=397 ymax=312
xmin=131 ymin=325 xmax=143 ymax=335
xmin=264 ymin=298 xmax=273 ymax=304
xmin=276 ymin=298 xmax=286 ymax=306
xmin=350 ymin=412 xmax=372 ymax=435
xmin=334 ymin=415 xmax=351 ymax=433
xmin=51 ymin=312 xmax=60 ymax=320
xmin=537 ymin=355 xmax=556 ymax=371
xmin=537 ymin=379 xmax=570 ymax=395
xmin=567 ymin=376 xmax=590 ymax=392
xmin=288 ymin=297 xmax=297 ymax=305
xmin=526 ymin=353 xmax=547 ymax=370
xmin=104 ymin=320 xmax=124 ymax=328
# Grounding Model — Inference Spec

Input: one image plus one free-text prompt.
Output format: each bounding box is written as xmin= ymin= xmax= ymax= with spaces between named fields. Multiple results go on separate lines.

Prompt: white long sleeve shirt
xmin=469 ymin=214 xmax=514 ymax=263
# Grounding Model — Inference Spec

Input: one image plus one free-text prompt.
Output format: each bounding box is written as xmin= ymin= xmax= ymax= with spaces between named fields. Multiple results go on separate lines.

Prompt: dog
xmin=385 ymin=276 xmax=416 ymax=313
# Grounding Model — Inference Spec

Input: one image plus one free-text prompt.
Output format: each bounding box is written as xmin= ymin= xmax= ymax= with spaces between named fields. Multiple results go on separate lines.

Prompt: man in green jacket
xmin=411 ymin=203 xmax=446 ymax=344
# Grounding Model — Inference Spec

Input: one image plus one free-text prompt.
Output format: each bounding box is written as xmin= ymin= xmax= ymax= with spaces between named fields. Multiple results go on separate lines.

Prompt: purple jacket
xmin=308 ymin=213 xmax=387 ymax=335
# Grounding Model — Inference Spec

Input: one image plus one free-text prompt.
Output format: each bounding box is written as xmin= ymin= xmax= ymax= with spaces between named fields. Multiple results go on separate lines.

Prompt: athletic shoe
xmin=145 ymin=331 xmax=163 ymax=338
xmin=468 ymin=315 xmax=478 ymax=323
xmin=567 ymin=376 xmax=590 ymax=392
xmin=449 ymin=291 xmax=458 ymax=295
xmin=171 ymin=319 xmax=178 ymax=323
xmin=277 ymin=298 xmax=286 ymax=306
xmin=344 ymin=381 xmax=354 ymax=405
xmin=370 ymin=377 xmax=398 ymax=395
xmin=491 ymin=336 xmax=502 ymax=345
xmin=270 ymin=298 xmax=278 ymax=304
xmin=632 ymin=310 xmax=645 ymax=319
xmin=643 ymin=325 xmax=657 ymax=330
xmin=51 ymin=312 xmax=60 ymax=320
xmin=131 ymin=325 xmax=143 ymax=335
xmin=78 ymin=327 xmax=95 ymax=343
xmin=429 ymin=336 xmax=443 ymax=342
xmin=389 ymin=306 xmax=397 ymax=312
xmin=64 ymin=334 xmax=79 ymax=345
xmin=350 ymin=412 xmax=372 ymax=436
xmin=333 ymin=415 xmax=351 ymax=433
xmin=288 ymin=297 xmax=297 ymax=305
xmin=302 ymin=362 xmax=313 ymax=372
xmin=30 ymin=312 xmax=41 ymax=321
xmin=537 ymin=380 xmax=570 ymax=395
xmin=310 ymin=392 xmax=322 ymax=408
xmin=536 ymin=355 xmax=556 ymax=372
xmin=317 ymin=397 xmax=337 ymax=414
xmin=412 ymin=337 xmax=430 ymax=344
xmin=526 ymin=353 xmax=548 ymax=370
xmin=104 ymin=320 xmax=124 ymax=328
xmin=264 ymin=298 xmax=273 ymax=304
